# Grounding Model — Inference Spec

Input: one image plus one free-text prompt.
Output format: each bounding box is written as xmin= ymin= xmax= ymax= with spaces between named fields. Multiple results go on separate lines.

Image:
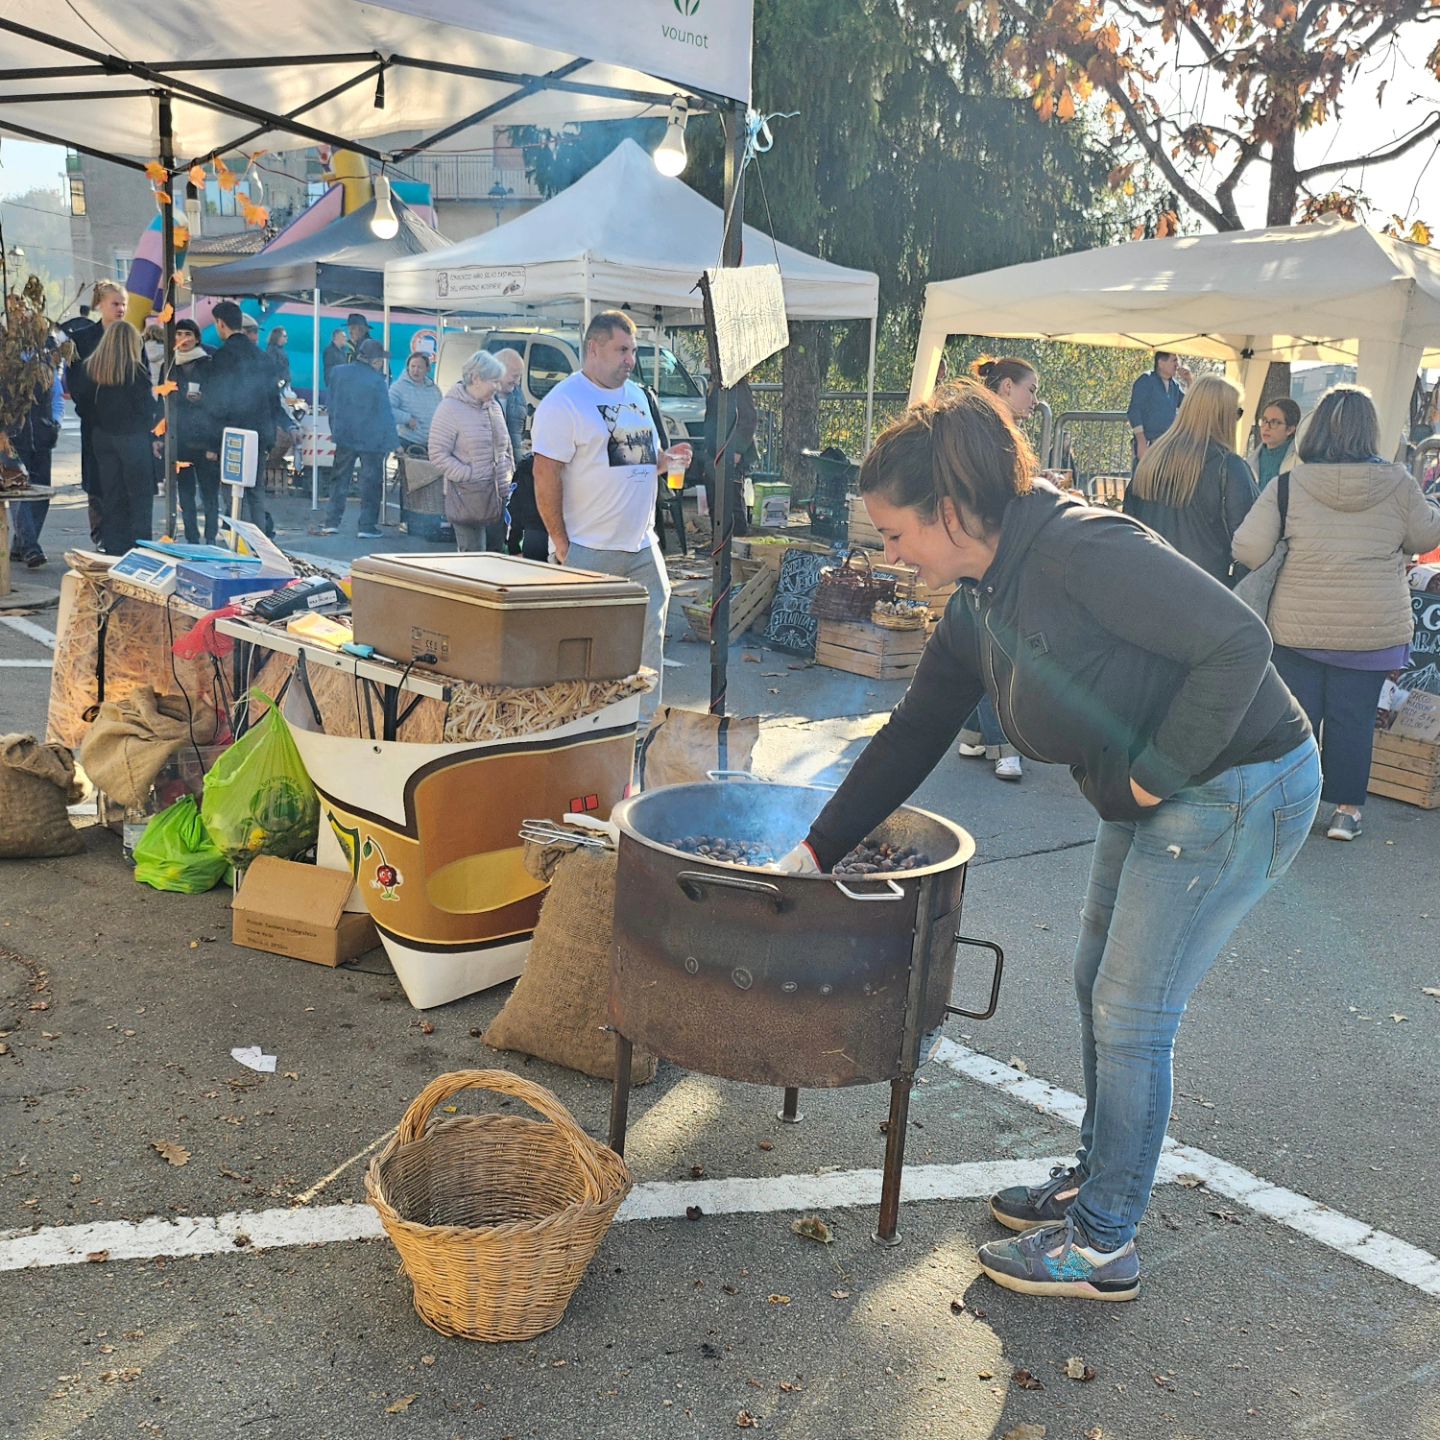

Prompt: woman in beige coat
xmin=1233 ymin=386 xmax=1440 ymax=841
xmin=427 ymin=350 xmax=514 ymax=552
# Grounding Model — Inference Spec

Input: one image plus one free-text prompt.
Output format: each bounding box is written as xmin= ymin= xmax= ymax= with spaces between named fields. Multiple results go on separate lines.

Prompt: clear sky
xmin=0 ymin=140 xmax=67 ymax=199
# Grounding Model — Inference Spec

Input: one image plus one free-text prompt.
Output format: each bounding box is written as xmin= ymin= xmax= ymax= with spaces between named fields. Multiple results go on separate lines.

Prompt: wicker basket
xmin=871 ymin=602 xmax=929 ymax=631
xmin=365 ymin=1069 xmax=632 ymax=1342
xmin=810 ymin=548 xmax=897 ymax=622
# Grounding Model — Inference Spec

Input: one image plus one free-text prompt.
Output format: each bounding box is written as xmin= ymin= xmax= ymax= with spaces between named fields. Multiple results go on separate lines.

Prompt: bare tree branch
xmin=1297 ymin=110 xmax=1440 ymax=182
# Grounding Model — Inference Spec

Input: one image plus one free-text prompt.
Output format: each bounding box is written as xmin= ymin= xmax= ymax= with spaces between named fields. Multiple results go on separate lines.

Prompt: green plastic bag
xmin=201 ymin=691 xmax=319 ymax=867
xmin=133 ymin=796 xmax=228 ymax=894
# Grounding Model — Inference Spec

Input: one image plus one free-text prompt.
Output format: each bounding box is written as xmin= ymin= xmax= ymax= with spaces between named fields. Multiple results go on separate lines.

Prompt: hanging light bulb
xmin=371 ymin=172 xmax=400 ymax=239
xmin=653 ymin=96 xmax=689 ymax=178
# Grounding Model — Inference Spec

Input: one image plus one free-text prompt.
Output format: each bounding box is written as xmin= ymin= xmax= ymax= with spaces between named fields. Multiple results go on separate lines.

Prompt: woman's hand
xmin=774 ymin=842 xmax=821 ymax=875
xmin=1130 ymin=778 xmax=1163 ymax=809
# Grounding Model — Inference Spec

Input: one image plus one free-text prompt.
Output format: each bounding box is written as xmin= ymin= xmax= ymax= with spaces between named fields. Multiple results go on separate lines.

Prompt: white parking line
xmin=0 ymin=615 xmax=56 ymax=648
xmin=2 ymin=1043 xmax=1435 ymax=1300
xmin=931 ymin=1039 xmax=1440 ymax=1298
xmin=0 ymin=1156 xmax=1073 ymax=1273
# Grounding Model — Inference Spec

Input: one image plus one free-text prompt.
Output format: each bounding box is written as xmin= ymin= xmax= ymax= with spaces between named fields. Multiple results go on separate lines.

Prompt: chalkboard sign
xmin=763 ymin=548 xmax=829 ymax=657
xmin=1400 ymin=589 xmax=1440 ymax=696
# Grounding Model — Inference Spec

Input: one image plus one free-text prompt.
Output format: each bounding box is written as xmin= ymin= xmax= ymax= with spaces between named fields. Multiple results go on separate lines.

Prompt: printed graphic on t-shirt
xmin=598 ymin=401 xmax=657 ymax=468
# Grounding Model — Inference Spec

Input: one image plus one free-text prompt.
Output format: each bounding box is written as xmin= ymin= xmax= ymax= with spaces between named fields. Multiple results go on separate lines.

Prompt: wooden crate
xmin=815 ymin=617 xmax=928 ymax=681
xmin=1368 ymin=729 xmax=1440 ymax=809
xmin=734 ymin=535 xmax=832 ymax=574
xmin=683 ymin=563 xmax=779 ymax=644
xmin=848 ymin=496 xmax=882 ymax=550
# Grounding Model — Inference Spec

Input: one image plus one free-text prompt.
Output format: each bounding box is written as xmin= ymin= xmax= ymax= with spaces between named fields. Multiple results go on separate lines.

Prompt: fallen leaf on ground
xmin=779 ymin=1380 xmax=802 ymax=1392
xmin=736 ymin=1412 xmax=759 ymax=1428
xmin=100 ymin=1368 xmax=142 ymax=1383
xmin=757 ymin=1140 xmax=773 ymax=1152
xmin=1001 ymin=1425 xmax=1046 ymax=1440
xmin=791 ymin=1215 xmax=832 ymax=1243
xmin=690 ymin=1164 xmax=706 ymax=1179
xmin=1007 ymin=1056 xmax=1029 ymax=1073
xmin=420 ymin=1355 xmax=435 ymax=1367
xmin=385 ymin=1395 xmax=418 ymax=1413
xmin=743 ymin=654 xmax=761 ymax=663
xmin=1208 ymin=1207 xmax=1243 ymax=1225
xmin=949 ymin=1299 xmax=965 ymax=1315
xmin=1084 ymin=1429 xmax=1104 ymax=1440
xmin=1012 ymin=1368 xmax=1044 ymax=1391
xmin=1422 ymin=987 xmax=1440 ymax=999
xmin=1174 ymin=1173 xmax=1206 ymax=1188
xmin=1390 ymin=1014 xmax=1408 ymax=1023
xmin=151 ymin=1140 xmax=190 ymax=1167
xmin=831 ymin=1289 xmax=850 ymax=1299
xmin=1065 ymin=1356 xmax=1097 ymax=1382
xmin=86 ymin=1250 xmax=109 ymax=1263
xmin=685 ymin=1205 xmax=704 ymax=1221
xmin=977 ymin=1369 xmax=994 ymax=1380
xmin=767 ymin=1294 xmax=791 ymax=1305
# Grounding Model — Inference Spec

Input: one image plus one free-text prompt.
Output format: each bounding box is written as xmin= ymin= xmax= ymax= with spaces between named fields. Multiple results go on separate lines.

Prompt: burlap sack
xmin=634 ymin=707 xmax=759 ymax=790
xmin=0 ymin=734 xmax=84 ymax=858
xmin=79 ymin=687 xmax=216 ymax=809
xmin=485 ymin=834 xmax=655 ymax=1084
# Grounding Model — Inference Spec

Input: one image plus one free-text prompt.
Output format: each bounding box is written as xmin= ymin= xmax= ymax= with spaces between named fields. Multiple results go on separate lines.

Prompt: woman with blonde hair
xmin=71 ymin=321 xmax=159 ymax=554
xmin=1124 ymin=372 xmax=1258 ymax=586
xmin=1234 ymin=385 xmax=1440 ymax=841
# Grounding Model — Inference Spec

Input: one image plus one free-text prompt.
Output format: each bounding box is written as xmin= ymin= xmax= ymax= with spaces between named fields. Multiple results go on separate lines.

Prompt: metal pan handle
xmin=677 ymin=870 xmax=784 ymax=911
xmin=945 ymin=935 xmax=1005 ymax=1020
xmin=831 ymin=877 xmax=905 ymax=902
xmin=705 ymin=770 xmax=766 ymax=782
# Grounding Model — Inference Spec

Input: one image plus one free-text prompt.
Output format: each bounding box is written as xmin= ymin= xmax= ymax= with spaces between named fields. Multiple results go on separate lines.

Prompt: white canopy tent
xmin=386 ymin=139 xmax=882 ymax=441
xmin=0 ymin=0 xmax=759 ymax=709
xmin=0 ymin=2 xmax=752 ymax=160
xmin=908 ymin=218 xmax=1440 ymax=458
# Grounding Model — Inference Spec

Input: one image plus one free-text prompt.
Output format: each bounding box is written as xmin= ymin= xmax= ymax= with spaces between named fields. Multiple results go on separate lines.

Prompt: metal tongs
xmin=518 ymin=814 xmax=620 ymax=850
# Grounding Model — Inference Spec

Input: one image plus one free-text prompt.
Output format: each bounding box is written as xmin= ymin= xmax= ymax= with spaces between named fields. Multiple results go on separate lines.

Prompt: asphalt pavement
xmin=2 ymin=427 xmax=1438 ymax=1439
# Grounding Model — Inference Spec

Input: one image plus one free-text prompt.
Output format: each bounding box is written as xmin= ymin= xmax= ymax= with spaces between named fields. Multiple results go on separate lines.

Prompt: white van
xmin=433 ymin=326 xmax=707 ymax=446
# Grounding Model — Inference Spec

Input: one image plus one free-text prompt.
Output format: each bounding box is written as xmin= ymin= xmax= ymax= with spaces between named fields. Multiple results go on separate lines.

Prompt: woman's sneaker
xmin=994 ymin=755 xmax=1023 ymax=781
xmin=977 ymin=1217 xmax=1139 ymax=1302
xmin=1326 ymin=809 xmax=1361 ymax=841
xmin=990 ymin=1164 xmax=1082 ymax=1232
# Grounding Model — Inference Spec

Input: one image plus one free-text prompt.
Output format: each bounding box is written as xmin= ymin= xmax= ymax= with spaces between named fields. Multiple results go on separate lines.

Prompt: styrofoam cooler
xmin=283 ymin=687 xmax=640 ymax=1008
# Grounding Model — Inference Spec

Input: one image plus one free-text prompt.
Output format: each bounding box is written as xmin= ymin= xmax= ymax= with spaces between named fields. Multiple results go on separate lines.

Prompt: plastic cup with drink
xmin=664 ymin=442 xmax=692 ymax=491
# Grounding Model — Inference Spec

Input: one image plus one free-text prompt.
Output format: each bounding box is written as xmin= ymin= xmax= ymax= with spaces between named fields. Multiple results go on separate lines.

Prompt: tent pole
xmin=158 ymin=92 xmax=178 ymax=538
xmin=864 ymin=316 xmax=877 ymax=452
xmin=310 ymin=288 xmax=320 ymax=511
xmin=709 ymin=98 xmax=746 ymax=717
xmin=383 ymin=295 xmax=392 ymax=357
xmin=653 ymin=305 xmax=662 ymax=391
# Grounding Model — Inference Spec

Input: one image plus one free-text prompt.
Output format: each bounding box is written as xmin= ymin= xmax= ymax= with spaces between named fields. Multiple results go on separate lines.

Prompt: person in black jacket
xmin=68 ymin=320 xmax=158 ymax=554
xmin=166 ymin=319 xmax=219 ymax=544
xmin=781 ymin=381 xmax=1319 ymax=1302
xmin=1123 ymin=373 xmax=1259 ymax=587
xmin=201 ymin=301 xmax=277 ymax=528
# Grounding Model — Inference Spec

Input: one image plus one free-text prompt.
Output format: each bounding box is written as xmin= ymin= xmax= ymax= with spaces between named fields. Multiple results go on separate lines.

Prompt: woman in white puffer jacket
xmin=1233 ymin=385 xmax=1440 ymax=842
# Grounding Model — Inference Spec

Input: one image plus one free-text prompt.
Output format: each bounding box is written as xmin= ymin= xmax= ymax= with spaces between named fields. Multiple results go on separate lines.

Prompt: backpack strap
xmin=1277 ymin=472 xmax=1289 ymax=538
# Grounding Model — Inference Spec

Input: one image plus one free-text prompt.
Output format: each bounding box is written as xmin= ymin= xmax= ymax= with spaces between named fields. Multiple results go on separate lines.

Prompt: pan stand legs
xmin=608 ymin=1033 xmax=634 ymax=1156
xmin=778 ymin=1086 xmax=803 ymax=1124
xmin=873 ymin=1075 xmax=913 ymax=1246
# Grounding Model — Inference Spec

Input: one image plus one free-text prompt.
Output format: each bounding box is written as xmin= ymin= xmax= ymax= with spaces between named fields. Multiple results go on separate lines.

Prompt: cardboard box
xmin=232 ymin=857 xmax=378 ymax=967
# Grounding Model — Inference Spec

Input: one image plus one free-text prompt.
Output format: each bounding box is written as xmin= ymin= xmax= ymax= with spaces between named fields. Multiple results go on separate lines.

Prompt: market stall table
xmin=218 ymin=613 xmax=644 ymax=1009
xmin=216 ymin=615 xmax=453 ymax=742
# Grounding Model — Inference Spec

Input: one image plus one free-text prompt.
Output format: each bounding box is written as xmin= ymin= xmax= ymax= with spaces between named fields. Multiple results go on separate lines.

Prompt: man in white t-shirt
xmin=532 ymin=310 xmax=691 ymax=723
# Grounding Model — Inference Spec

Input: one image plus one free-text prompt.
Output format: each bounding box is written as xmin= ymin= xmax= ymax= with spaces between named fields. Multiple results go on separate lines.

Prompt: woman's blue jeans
xmin=1069 ymin=738 xmax=1320 ymax=1250
xmin=956 ymin=696 xmax=1017 ymax=759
